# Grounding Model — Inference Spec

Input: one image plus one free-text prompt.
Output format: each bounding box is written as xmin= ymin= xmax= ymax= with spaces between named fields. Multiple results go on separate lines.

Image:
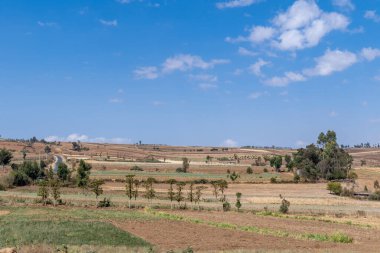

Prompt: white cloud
xmin=304 ymin=49 xmax=357 ymax=76
xmin=134 ymin=66 xmax=159 ymax=79
xmin=248 ymin=26 xmax=276 ymax=43
xmin=222 ymin=139 xmax=238 ymax=147
xmin=248 ymin=92 xmax=263 ymax=100
xmin=216 ymin=0 xmax=260 ymax=9
xmin=365 ymin=10 xmax=380 ymax=23
xmin=229 ymin=0 xmax=349 ymax=51
xmin=162 ymin=54 xmax=229 ymax=73
xmin=37 ymin=21 xmax=58 ymax=27
xmin=189 ymin=74 xmax=218 ymax=82
xmin=152 ymin=101 xmax=165 ymax=106
xmin=99 ymin=19 xmax=118 ymax=27
xmin=265 ymin=72 xmax=306 ymax=87
xmin=116 ymin=0 xmax=134 ymax=4
xmin=109 ymin=98 xmax=123 ymax=104
xmin=45 ymin=134 xmax=131 ymax=144
xmin=361 ymin=48 xmax=380 ymax=61
xmin=238 ymin=47 xmax=258 ymax=57
xmin=248 ymin=59 xmax=270 ymax=76
xmin=199 ymin=83 xmax=218 ymax=90
xmin=332 ymin=0 xmax=355 ymax=11
xmin=134 ymin=55 xmax=228 ymax=80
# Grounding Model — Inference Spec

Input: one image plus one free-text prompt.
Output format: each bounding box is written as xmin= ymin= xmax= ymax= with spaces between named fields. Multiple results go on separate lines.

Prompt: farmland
xmin=1 ymin=139 xmax=380 ymax=252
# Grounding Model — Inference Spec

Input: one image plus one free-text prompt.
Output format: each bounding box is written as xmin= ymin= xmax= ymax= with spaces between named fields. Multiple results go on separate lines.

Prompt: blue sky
xmin=1 ymin=0 xmax=380 ymax=147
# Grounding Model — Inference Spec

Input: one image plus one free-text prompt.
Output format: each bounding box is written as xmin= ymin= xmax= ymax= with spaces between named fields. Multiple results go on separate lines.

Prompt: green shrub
xmin=369 ymin=191 xmax=380 ymax=201
xmin=270 ymin=177 xmax=277 ymax=184
xmin=279 ymin=198 xmax=290 ymax=214
xmin=130 ymin=166 xmax=144 ymax=171
xmin=0 ymin=184 xmax=6 ymax=191
xmin=222 ymin=201 xmax=231 ymax=212
xmin=246 ymin=167 xmax=253 ymax=174
xmin=176 ymin=167 xmax=186 ymax=173
xmin=263 ymin=168 xmax=268 ymax=173
xmin=327 ymin=182 xmax=342 ymax=195
xmin=97 ymin=198 xmax=111 ymax=208
xmin=340 ymin=187 xmax=354 ymax=197
xmin=12 ymin=171 xmax=31 ymax=186
xmin=293 ymin=174 xmax=300 ymax=183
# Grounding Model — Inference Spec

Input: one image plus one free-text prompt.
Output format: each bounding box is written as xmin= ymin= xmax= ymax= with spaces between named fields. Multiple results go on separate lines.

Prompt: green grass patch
xmin=0 ymin=220 xmax=150 ymax=248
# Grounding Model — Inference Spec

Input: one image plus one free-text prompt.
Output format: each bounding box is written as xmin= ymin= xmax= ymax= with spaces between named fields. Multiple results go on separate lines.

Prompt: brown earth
xmin=113 ymin=219 xmax=339 ymax=252
xmin=0 ymin=210 xmax=10 ymax=216
xmin=166 ymin=210 xmax=380 ymax=252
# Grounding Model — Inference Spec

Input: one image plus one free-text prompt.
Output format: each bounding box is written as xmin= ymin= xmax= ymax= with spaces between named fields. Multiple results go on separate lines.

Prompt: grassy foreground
xmin=0 ymin=206 xmax=151 ymax=249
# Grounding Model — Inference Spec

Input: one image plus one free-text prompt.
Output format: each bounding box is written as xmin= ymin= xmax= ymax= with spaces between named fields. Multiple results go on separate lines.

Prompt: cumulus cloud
xmin=265 ymin=72 xmax=306 ymax=87
xmin=37 ymin=21 xmax=58 ymax=28
xmin=199 ymin=83 xmax=218 ymax=90
xmin=189 ymin=74 xmax=218 ymax=82
xmin=332 ymin=0 xmax=355 ymax=11
xmin=360 ymin=48 xmax=380 ymax=61
xmin=162 ymin=54 xmax=229 ymax=73
xmin=365 ymin=10 xmax=380 ymax=23
xmin=45 ymin=134 xmax=131 ymax=144
xmin=135 ymin=55 xmax=228 ymax=80
xmin=228 ymin=0 xmax=349 ymax=51
xmin=99 ymin=19 xmax=118 ymax=27
xmin=238 ymin=47 xmax=258 ymax=57
xmin=216 ymin=0 xmax=260 ymax=9
xmin=222 ymin=139 xmax=238 ymax=147
xmin=249 ymin=59 xmax=270 ymax=76
xmin=304 ymin=49 xmax=357 ymax=76
xmin=134 ymin=66 xmax=159 ymax=79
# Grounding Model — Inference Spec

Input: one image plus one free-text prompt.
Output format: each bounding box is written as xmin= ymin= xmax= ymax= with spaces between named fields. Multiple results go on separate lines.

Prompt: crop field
xmin=1 ymin=140 xmax=380 ymax=252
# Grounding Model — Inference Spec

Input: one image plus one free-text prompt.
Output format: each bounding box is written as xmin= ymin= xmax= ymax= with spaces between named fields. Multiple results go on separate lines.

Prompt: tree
xmin=126 ymin=175 xmax=135 ymax=208
xmin=293 ymin=131 xmax=353 ymax=181
xmin=211 ymin=181 xmax=219 ymax=200
xmin=44 ymin=145 xmax=51 ymax=154
xmin=90 ymin=179 xmax=104 ymax=199
xmin=57 ymin=163 xmax=70 ymax=182
xmin=133 ymin=179 xmax=140 ymax=200
xmin=144 ymin=177 xmax=156 ymax=204
xmin=188 ymin=182 xmax=195 ymax=204
xmin=167 ymin=179 xmax=177 ymax=209
xmin=218 ymin=180 xmax=228 ymax=201
xmin=195 ymin=186 xmax=207 ymax=210
xmin=0 ymin=148 xmax=13 ymax=171
xmin=235 ymin=192 xmax=242 ymax=211
xmin=279 ymin=195 xmax=290 ymax=214
xmin=50 ymin=179 xmax=61 ymax=206
xmin=38 ymin=180 xmax=49 ymax=205
xmin=246 ymin=167 xmax=253 ymax=174
xmin=374 ymin=180 xmax=380 ymax=190
xmin=182 ymin=158 xmax=190 ymax=173
xmin=270 ymin=156 xmax=283 ymax=172
xmin=229 ymin=171 xmax=239 ymax=182
xmin=175 ymin=182 xmax=186 ymax=207
xmin=72 ymin=141 xmax=81 ymax=151
xmin=205 ymin=155 xmax=212 ymax=164
xmin=76 ymin=160 xmax=92 ymax=191
xmin=327 ymin=182 xmax=342 ymax=195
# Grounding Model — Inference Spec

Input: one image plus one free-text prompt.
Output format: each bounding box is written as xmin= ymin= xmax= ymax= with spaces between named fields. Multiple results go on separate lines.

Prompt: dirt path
xmin=0 ymin=211 xmax=10 ymax=216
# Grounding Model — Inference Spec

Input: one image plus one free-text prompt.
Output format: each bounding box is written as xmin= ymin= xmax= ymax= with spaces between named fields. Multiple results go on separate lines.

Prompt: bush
xmin=369 ymin=191 xmax=380 ymax=201
xmin=0 ymin=184 xmax=6 ymax=191
xmin=130 ymin=166 xmax=144 ymax=171
xmin=279 ymin=198 xmax=290 ymax=214
xmin=293 ymin=174 xmax=300 ymax=183
xmin=12 ymin=171 xmax=31 ymax=186
xmin=340 ymin=187 xmax=354 ymax=197
xmin=327 ymin=182 xmax=342 ymax=195
xmin=270 ymin=177 xmax=277 ymax=184
xmin=263 ymin=168 xmax=268 ymax=173
xmin=97 ymin=198 xmax=111 ymax=208
xmin=222 ymin=201 xmax=231 ymax=212
xmin=246 ymin=167 xmax=253 ymax=174
xmin=176 ymin=167 xmax=186 ymax=173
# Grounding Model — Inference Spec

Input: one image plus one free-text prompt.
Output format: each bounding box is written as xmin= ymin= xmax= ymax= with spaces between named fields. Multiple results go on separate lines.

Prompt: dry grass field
xmin=1 ymin=140 xmax=380 ymax=252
